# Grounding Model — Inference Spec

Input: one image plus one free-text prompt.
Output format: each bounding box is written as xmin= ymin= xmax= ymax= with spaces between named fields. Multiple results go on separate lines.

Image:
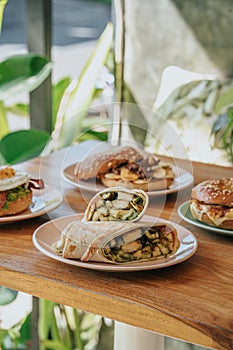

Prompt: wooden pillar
xmin=26 ymin=0 xmax=52 ymax=133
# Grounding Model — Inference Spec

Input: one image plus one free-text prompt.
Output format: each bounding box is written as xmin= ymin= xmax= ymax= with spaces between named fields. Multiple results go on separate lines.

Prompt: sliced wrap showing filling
xmin=52 ymin=220 xmax=180 ymax=264
xmin=83 ymin=187 xmax=148 ymax=222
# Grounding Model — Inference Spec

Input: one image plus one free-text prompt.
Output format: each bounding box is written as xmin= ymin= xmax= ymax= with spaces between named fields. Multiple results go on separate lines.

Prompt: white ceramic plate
xmin=32 ymin=214 xmax=198 ymax=272
xmin=0 ymin=186 xmax=63 ymax=224
xmin=178 ymin=201 xmax=233 ymax=236
xmin=63 ymin=164 xmax=193 ymax=196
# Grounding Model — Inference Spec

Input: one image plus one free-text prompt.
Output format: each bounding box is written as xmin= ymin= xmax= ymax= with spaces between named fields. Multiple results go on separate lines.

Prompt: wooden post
xmin=26 ymin=0 xmax=52 ymax=133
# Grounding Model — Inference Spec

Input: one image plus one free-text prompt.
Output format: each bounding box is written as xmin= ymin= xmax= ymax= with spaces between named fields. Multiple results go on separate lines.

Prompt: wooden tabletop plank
xmin=0 ymin=142 xmax=232 ymax=350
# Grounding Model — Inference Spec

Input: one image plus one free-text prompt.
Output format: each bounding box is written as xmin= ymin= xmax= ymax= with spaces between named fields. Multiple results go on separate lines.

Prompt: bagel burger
xmin=74 ymin=146 xmax=175 ymax=191
xmin=0 ymin=166 xmax=44 ymax=216
xmin=190 ymin=178 xmax=233 ymax=230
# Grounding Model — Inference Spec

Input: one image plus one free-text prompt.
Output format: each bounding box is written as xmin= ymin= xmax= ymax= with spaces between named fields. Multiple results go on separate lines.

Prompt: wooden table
xmin=0 ymin=141 xmax=232 ymax=350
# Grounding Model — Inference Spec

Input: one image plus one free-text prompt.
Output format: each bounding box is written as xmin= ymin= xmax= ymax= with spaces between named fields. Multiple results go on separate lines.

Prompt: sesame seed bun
xmin=191 ymin=178 xmax=233 ymax=207
xmin=190 ymin=178 xmax=233 ymax=230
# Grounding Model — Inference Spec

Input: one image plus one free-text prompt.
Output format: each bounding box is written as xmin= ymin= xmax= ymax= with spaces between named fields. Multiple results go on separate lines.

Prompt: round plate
xmin=32 ymin=214 xmax=198 ymax=272
xmin=0 ymin=186 xmax=63 ymax=224
xmin=63 ymin=164 xmax=193 ymax=196
xmin=178 ymin=201 xmax=233 ymax=236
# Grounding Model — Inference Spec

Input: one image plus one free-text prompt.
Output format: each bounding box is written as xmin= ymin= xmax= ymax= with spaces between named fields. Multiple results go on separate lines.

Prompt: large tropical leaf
xmin=0 ymin=129 xmax=50 ymax=164
xmin=45 ymin=22 xmax=113 ymax=153
xmin=0 ymin=53 xmax=52 ymax=100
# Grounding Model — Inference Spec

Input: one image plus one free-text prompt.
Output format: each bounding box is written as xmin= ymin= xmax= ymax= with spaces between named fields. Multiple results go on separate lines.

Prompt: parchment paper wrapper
xmin=52 ymin=220 xmax=180 ymax=264
xmin=83 ymin=187 xmax=149 ymax=222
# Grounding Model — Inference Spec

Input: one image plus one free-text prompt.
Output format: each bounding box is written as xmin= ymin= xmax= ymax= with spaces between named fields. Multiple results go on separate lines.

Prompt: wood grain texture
xmin=0 ymin=141 xmax=232 ymax=350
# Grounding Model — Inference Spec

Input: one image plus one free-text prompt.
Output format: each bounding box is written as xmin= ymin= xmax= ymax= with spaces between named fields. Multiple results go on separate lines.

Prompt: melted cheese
xmin=190 ymin=201 xmax=233 ymax=226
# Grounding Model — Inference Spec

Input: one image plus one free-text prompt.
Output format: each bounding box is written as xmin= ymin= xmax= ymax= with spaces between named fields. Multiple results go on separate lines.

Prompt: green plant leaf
xmin=79 ymin=129 xmax=108 ymax=142
xmin=46 ymin=22 xmax=113 ymax=153
xmin=42 ymin=340 xmax=71 ymax=350
xmin=0 ymin=287 xmax=18 ymax=306
xmin=16 ymin=313 xmax=31 ymax=344
xmin=38 ymin=299 xmax=55 ymax=343
xmin=0 ymin=53 xmax=52 ymax=100
xmin=0 ymin=100 xmax=9 ymax=138
xmin=214 ymin=86 xmax=233 ymax=114
xmin=52 ymin=77 xmax=71 ymax=130
xmin=6 ymin=103 xmax=29 ymax=117
xmin=122 ymin=84 xmax=148 ymax=145
xmin=0 ymin=129 xmax=50 ymax=164
xmin=210 ymin=114 xmax=227 ymax=149
xmin=0 ymin=0 xmax=8 ymax=33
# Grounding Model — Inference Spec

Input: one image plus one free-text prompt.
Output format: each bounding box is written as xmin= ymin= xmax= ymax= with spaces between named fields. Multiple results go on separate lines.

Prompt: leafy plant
xmin=0 ymin=53 xmax=52 ymax=139
xmin=43 ymin=22 xmax=113 ymax=154
xmin=0 ymin=19 xmax=114 ymax=350
xmin=211 ymin=107 xmax=233 ymax=161
xmin=146 ymin=73 xmax=233 ymax=164
xmin=38 ymin=299 xmax=113 ymax=350
xmin=0 ymin=313 xmax=31 ymax=350
xmin=0 ymin=22 xmax=113 ymax=164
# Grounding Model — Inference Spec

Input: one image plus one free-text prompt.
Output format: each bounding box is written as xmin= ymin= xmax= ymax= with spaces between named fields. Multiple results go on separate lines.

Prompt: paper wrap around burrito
xmin=53 ymin=220 xmax=180 ymax=264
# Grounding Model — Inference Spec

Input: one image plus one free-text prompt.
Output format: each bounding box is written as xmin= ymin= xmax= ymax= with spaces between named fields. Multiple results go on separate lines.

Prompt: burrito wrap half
xmin=53 ymin=220 xmax=180 ymax=264
xmin=83 ymin=187 xmax=149 ymax=222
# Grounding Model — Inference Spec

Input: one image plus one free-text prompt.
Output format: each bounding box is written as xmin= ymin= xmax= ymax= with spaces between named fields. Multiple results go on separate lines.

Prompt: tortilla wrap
xmin=53 ymin=220 xmax=180 ymax=264
xmin=83 ymin=187 xmax=149 ymax=222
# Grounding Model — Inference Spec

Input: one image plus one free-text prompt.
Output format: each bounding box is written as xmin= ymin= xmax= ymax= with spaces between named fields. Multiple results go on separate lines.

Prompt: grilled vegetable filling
xmin=102 ymin=224 xmax=176 ymax=263
xmin=87 ymin=191 xmax=145 ymax=221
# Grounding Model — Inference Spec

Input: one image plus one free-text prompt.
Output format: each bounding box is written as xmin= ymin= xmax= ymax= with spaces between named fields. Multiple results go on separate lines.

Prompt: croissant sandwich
xmin=52 ymin=220 xmax=180 ymax=264
xmin=74 ymin=146 xmax=175 ymax=191
xmin=83 ymin=187 xmax=148 ymax=222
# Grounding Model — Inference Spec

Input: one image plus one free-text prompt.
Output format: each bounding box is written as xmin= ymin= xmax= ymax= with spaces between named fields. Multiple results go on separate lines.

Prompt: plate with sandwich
xmin=63 ymin=146 xmax=193 ymax=196
xmin=33 ymin=213 xmax=198 ymax=272
xmin=0 ymin=165 xmax=63 ymax=223
xmin=178 ymin=178 xmax=233 ymax=236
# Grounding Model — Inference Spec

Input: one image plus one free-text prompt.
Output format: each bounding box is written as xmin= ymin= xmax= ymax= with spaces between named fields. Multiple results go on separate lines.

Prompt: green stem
xmin=0 ymin=100 xmax=9 ymax=138
xmin=73 ymin=309 xmax=83 ymax=350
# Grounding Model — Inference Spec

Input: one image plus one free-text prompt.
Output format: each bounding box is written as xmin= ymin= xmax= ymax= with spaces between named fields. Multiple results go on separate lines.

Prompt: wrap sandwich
xmin=52 ymin=220 xmax=180 ymax=264
xmin=83 ymin=187 xmax=149 ymax=222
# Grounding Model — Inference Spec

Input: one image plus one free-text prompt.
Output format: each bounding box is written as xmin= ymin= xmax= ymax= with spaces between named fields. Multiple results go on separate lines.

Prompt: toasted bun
xmin=100 ymin=174 xmax=174 ymax=191
xmin=0 ymin=191 xmax=32 ymax=216
xmin=74 ymin=147 xmax=139 ymax=180
xmin=191 ymin=178 xmax=233 ymax=207
xmin=190 ymin=178 xmax=233 ymax=230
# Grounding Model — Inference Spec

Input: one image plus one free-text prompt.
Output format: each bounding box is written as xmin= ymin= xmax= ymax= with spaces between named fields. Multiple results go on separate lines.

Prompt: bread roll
xmin=190 ymin=178 xmax=233 ymax=230
xmin=74 ymin=146 xmax=175 ymax=191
